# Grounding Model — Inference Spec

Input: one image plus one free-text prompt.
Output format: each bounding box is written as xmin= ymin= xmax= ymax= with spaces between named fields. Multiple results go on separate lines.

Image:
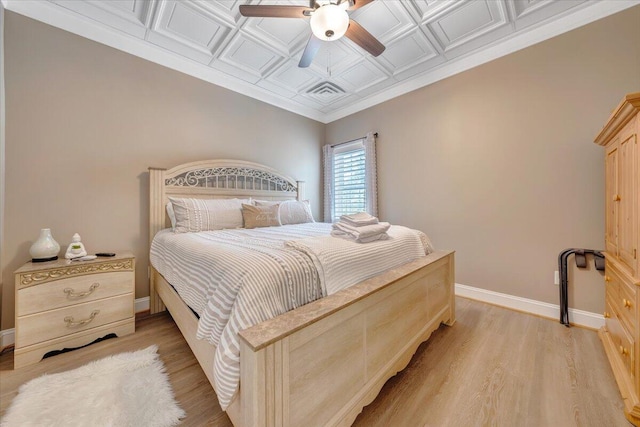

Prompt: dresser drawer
xmin=605 ymin=262 xmax=621 ymax=300
xmin=606 ymin=259 xmax=638 ymax=292
xmin=17 ymin=271 xmax=133 ymax=316
xmin=618 ymin=276 xmax=638 ymax=334
xmin=16 ymin=293 xmax=133 ymax=347
xmin=606 ymin=300 xmax=635 ymax=377
xmin=606 ymin=260 xmax=638 ymax=334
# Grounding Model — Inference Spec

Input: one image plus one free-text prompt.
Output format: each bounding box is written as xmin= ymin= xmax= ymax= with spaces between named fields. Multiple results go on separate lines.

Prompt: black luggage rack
xmin=558 ymin=248 xmax=605 ymax=326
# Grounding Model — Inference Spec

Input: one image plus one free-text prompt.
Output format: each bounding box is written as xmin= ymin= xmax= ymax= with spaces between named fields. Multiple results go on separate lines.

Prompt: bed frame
xmin=148 ymin=159 xmax=455 ymax=427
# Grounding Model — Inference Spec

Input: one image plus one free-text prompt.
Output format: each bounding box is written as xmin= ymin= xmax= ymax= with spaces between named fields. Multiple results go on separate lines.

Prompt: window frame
xmin=323 ymin=132 xmax=377 ymax=223
xmin=332 ymin=140 xmax=367 ymax=220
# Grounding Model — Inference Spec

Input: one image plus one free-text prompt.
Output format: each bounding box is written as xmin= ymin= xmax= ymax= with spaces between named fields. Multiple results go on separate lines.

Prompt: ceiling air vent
xmin=305 ymin=81 xmax=346 ymax=103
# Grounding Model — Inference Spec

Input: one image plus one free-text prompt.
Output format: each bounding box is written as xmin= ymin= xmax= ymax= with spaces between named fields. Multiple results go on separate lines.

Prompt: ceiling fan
xmin=239 ymin=0 xmax=385 ymax=68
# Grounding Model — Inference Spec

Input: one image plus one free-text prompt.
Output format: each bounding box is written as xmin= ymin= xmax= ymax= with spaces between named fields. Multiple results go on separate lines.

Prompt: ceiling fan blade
xmin=348 ymin=0 xmax=374 ymax=11
xmin=345 ymin=19 xmax=385 ymax=56
xmin=239 ymin=5 xmax=311 ymax=18
xmin=298 ymin=34 xmax=322 ymax=68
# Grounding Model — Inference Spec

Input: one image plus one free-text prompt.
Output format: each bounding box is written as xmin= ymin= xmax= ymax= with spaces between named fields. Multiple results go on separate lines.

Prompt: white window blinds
xmin=333 ymin=143 xmax=366 ymax=218
xmin=323 ymin=132 xmax=377 ymax=222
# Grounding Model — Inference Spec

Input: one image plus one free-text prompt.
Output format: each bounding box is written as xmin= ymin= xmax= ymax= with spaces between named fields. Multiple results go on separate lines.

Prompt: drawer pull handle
xmin=620 ymin=346 xmax=629 ymax=356
xmin=64 ymin=283 xmax=99 ymax=298
xmin=613 ymin=194 xmax=621 ymax=202
xmin=605 ymin=276 xmax=612 ymax=282
xmin=604 ymin=311 xmax=611 ymax=318
xmin=64 ymin=310 xmax=100 ymax=327
xmin=624 ymin=299 xmax=633 ymax=309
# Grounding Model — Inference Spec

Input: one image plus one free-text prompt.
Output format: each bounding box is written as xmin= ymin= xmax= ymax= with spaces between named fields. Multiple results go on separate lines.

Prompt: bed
xmin=148 ymin=159 xmax=455 ymax=426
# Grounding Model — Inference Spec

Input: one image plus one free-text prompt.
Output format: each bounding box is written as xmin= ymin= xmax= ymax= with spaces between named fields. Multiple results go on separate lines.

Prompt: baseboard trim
xmin=1 ymin=296 xmax=152 ymax=351
xmin=1 ymin=290 xmax=603 ymax=349
xmin=0 ymin=328 xmax=14 ymax=350
xmin=135 ymin=296 xmax=150 ymax=314
xmin=455 ymin=283 xmax=604 ymax=330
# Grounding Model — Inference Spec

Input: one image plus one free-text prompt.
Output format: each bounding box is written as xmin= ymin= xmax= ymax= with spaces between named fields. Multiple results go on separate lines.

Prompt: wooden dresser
xmin=595 ymin=92 xmax=640 ymax=425
xmin=14 ymin=253 xmax=135 ymax=368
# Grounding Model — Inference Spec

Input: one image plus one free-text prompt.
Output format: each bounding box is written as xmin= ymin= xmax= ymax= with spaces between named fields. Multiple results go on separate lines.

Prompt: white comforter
xmin=150 ymin=222 xmax=431 ymax=409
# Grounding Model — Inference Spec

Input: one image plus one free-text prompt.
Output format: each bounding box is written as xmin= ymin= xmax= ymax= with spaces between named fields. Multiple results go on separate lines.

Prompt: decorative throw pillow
xmin=242 ymin=203 xmax=281 ymax=229
xmin=169 ymin=197 xmax=248 ymax=233
xmin=255 ymin=200 xmax=314 ymax=225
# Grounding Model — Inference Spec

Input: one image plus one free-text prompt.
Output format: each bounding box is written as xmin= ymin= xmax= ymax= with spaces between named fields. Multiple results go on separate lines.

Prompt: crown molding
xmin=4 ymin=0 xmax=640 ymax=124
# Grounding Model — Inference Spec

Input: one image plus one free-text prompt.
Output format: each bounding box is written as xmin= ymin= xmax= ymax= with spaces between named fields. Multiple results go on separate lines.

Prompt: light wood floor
xmin=0 ymin=297 xmax=630 ymax=426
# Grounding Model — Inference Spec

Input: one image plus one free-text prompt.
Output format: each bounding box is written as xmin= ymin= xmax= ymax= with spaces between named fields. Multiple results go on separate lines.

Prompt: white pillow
xmin=166 ymin=202 xmax=176 ymax=230
xmin=255 ymin=200 xmax=314 ymax=225
xmin=169 ymin=197 xmax=249 ymax=233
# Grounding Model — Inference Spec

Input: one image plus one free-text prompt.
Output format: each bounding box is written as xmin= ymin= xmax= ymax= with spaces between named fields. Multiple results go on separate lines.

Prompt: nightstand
xmin=14 ymin=252 xmax=135 ymax=368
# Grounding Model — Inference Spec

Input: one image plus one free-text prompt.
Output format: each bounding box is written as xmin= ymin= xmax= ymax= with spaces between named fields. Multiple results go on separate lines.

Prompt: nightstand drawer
xmin=16 ymin=293 xmax=133 ymax=347
xmin=17 ymin=271 xmax=133 ymax=316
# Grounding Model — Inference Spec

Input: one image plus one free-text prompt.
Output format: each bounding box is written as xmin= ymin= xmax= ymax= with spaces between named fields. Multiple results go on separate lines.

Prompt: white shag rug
xmin=1 ymin=345 xmax=185 ymax=427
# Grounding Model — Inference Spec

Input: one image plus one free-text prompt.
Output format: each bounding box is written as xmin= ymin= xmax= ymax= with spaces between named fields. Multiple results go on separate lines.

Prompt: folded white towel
xmin=339 ymin=212 xmax=379 ymax=227
xmin=331 ymin=230 xmax=389 ymax=243
xmin=332 ymin=221 xmax=391 ymax=239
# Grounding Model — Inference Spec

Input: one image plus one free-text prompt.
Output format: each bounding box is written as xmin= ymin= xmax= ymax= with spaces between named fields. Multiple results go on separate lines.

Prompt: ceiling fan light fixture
xmin=310 ymin=4 xmax=349 ymax=41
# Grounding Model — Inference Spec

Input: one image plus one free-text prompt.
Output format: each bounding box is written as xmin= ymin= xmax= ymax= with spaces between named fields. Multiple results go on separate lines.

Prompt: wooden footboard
xmin=232 ymin=250 xmax=454 ymax=427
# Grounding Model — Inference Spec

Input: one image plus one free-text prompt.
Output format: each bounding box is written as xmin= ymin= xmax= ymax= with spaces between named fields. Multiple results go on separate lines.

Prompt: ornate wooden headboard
xmin=148 ymin=159 xmax=305 ymax=312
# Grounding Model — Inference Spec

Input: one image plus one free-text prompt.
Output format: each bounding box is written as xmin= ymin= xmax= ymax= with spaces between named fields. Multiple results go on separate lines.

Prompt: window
xmin=323 ymin=132 xmax=377 ymax=222
xmin=333 ymin=142 xmax=366 ymax=218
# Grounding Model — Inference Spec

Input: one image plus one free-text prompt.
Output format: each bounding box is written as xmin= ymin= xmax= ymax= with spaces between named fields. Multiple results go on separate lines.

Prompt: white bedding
xmin=287 ymin=225 xmax=432 ymax=295
xmin=150 ymin=222 xmax=431 ymax=409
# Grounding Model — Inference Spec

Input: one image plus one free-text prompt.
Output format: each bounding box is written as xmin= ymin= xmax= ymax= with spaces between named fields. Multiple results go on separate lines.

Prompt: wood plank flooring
xmin=0 ymin=297 xmax=630 ymax=426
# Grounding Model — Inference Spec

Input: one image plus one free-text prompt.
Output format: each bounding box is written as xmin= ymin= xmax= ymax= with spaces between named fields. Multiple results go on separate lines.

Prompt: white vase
xmin=29 ymin=228 xmax=61 ymax=262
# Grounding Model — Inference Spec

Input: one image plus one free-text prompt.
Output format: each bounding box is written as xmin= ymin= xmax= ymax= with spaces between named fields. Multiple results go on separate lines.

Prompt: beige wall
xmin=1 ymin=13 xmax=325 ymax=329
xmin=326 ymin=6 xmax=640 ymax=315
xmin=0 ymin=3 xmax=5 ymax=329
xmin=2 ymin=7 xmax=639 ymax=331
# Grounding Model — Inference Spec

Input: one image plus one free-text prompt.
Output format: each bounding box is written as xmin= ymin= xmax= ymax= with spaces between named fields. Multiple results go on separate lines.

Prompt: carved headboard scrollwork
xmin=165 ymin=166 xmax=298 ymax=193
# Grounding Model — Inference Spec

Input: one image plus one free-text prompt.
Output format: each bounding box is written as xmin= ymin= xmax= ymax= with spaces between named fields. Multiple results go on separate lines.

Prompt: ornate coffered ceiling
xmin=4 ymin=0 xmax=639 ymax=123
